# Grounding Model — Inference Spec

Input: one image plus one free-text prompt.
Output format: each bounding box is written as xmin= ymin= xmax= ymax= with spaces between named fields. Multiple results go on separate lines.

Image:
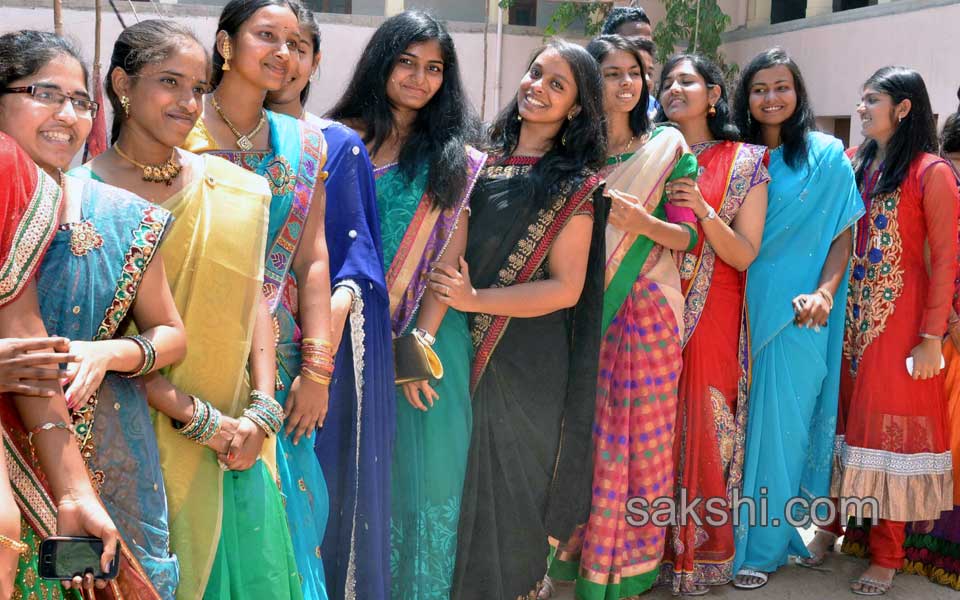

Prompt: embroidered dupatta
xmin=376 ymin=146 xmax=486 ymax=335
xmin=1 ymin=172 xmax=168 ymax=600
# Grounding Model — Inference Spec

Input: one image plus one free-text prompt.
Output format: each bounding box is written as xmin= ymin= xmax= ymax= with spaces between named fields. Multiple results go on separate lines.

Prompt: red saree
xmin=659 ymin=141 xmax=769 ymax=592
xmin=0 ymin=133 xmax=160 ymax=600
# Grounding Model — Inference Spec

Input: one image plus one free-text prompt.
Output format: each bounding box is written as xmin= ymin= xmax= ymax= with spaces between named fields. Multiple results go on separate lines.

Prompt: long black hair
xmin=942 ymin=87 xmax=960 ymax=156
xmin=327 ymin=10 xmax=477 ymax=209
xmin=296 ymin=4 xmax=321 ymax=105
xmin=488 ymin=39 xmax=606 ymax=208
xmin=654 ymin=53 xmax=739 ymax=142
xmin=733 ymin=47 xmax=815 ymax=169
xmin=211 ymin=0 xmax=298 ymax=89
xmin=106 ymin=20 xmax=206 ymax=144
xmin=0 ymin=30 xmax=88 ymax=94
xmin=586 ymin=35 xmax=650 ymax=137
xmin=852 ymin=66 xmax=938 ymax=197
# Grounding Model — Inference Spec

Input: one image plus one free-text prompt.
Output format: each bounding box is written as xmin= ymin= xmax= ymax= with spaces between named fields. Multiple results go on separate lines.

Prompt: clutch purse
xmin=393 ymin=331 xmax=444 ymax=384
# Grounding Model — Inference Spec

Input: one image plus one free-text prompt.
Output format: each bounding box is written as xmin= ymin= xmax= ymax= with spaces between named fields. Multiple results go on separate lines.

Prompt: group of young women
xmin=0 ymin=2 xmax=958 ymax=600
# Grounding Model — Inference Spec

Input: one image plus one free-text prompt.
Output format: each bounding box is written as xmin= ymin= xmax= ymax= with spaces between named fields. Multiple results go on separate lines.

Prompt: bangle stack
xmin=815 ymin=287 xmax=835 ymax=311
xmin=121 ymin=334 xmax=157 ymax=378
xmin=301 ymin=338 xmax=334 ymax=386
xmin=242 ymin=390 xmax=284 ymax=436
xmin=0 ymin=534 xmax=28 ymax=555
xmin=176 ymin=396 xmax=222 ymax=445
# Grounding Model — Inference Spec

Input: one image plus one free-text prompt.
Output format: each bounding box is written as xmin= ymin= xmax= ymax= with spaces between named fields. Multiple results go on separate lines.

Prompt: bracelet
xmin=920 ymin=333 xmax=944 ymax=341
xmin=301 ymin=338 xmax=335 ymax=382
xmin=413 ymin=328 xmax=436 ymax=346
xmin=815 ymin=287 xmax=835 ymax=311
xmin=28 ymin=421 xmax=75 ymax=445
xmin=242 ymin=390 xmax=284 ymax=436
xmin=301 ymin=367 xmax=332 ymax=386
xmin=120 ymin=334 xmax=157 ymax=378
xmin=0 ymin=534 xmax=28 ymax=555
xmin=176 ymin=396 xmax=222 ymax=445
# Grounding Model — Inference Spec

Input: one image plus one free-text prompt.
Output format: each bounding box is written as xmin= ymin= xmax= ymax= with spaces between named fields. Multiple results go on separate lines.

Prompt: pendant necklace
xmin=211 ymin=94 xmax=266 ymax=151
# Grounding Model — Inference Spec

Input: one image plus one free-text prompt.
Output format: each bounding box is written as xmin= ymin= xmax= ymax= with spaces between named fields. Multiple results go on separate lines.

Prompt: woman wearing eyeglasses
xmin=0 ymin=30 xmax=186 ymax=599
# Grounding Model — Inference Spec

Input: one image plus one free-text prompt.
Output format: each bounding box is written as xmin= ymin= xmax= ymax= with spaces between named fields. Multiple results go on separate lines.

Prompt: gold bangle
xmin=0 ymin=534 xmax=28 ymax=554
xmin=301 ymin=368 xmax=331 ymax=386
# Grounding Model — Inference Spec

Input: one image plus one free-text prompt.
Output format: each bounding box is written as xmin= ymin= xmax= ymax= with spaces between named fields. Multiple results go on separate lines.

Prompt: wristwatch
xmin=412 ymin=328 xmax=436 ymax=346
xmin=698 ymin=205 xmax=717 ymax=222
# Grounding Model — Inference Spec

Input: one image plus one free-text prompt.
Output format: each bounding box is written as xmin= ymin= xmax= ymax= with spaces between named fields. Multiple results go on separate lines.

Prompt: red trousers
xmin=822 ymin=512 xmax=905 ymax=569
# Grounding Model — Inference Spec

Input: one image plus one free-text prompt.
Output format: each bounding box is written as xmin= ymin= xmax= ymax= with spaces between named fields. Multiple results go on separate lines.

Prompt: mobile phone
xmin=905 ymin=355 xmax=946 ymax=376
xmin=38 ymin=536 xmax=119 ymax=581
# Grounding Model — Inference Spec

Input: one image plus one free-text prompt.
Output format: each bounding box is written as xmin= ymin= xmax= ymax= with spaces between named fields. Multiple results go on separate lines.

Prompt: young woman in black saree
xmin=429 ymin=39 xmax=608 ymax=600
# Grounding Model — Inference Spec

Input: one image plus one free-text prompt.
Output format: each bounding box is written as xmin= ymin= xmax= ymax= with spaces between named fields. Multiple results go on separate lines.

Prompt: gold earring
xmin=708 ymin=104 xmax=717 ymax=117
xmin=120 ymin=96 xmax=130 ymax=118
xmin=567 ymin=112 xmax=575 ymax=121
xmin=222 ymin=39 xmax=232 ymax=71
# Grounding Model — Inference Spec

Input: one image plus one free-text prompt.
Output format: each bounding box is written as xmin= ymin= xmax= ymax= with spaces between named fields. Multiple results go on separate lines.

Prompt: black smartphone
xmin=38 ymin=536 xmax=120 ymax=581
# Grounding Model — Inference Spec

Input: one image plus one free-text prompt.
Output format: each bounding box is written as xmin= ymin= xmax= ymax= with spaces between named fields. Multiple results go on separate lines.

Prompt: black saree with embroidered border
xmin=452 ymin=155 xmax=607 ymax=600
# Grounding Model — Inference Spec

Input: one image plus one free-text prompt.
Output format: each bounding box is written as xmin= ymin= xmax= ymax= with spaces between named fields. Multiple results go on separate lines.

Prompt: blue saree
xmin=735 ymin=132 xmax=864 ymax=573
xmin=309 ymin=115 xmax=396 ymax=600
xmin=184 ymin=109 xmax=330 ymax=600
xmin=36 ymin=175 xmax=180 ymax=599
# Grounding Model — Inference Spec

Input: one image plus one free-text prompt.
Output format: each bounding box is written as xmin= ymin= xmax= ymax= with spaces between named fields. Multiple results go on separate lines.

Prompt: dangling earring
xmin=562 ymin=128 xmax=568 ymax=147
xmin=516 ymin=113 xmax=522 ymax=122
xmin=222 ymin=39 xmax=232 ymax=71
xmin=708 ymin=104 xmax=717 ymax=117
xmin=120 ymin=96 xmax=130 ymax=118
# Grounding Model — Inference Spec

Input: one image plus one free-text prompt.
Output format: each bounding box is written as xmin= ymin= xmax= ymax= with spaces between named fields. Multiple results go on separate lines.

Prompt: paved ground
xmin=551 ymin=529 xmax=956 ymax=599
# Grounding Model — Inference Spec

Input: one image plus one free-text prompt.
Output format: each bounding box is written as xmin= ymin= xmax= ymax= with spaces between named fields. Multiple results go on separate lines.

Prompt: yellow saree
xmin=144 ymin=155 xmax=276 ymax=599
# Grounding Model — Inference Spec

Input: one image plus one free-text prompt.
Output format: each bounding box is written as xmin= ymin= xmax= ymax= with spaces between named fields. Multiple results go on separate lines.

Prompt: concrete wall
xmin=405 ymin=0 xmax=485 ymax=23
xmin=0 ymin=1 xmax=551 ymax=125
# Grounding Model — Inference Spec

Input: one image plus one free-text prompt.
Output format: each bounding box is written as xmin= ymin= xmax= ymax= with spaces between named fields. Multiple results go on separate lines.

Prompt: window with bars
xmin=509 ymin=0 xmax=537 ymax=26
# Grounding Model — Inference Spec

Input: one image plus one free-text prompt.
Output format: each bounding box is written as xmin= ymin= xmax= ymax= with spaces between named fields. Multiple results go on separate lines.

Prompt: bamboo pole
xmin=94 ymin=0 xmax=102 ymax=69
xmin=53 ymin=0 xmax=63 ymax=35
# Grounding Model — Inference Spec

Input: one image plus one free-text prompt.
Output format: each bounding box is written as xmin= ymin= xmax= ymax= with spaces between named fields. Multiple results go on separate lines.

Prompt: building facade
xmin=0 ymin=0 xmax=956 ymax=145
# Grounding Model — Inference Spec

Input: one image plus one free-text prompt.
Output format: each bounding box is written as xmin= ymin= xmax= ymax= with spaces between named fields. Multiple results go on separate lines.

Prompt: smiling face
xmin=659 ymin=59 xmax=719 ymax=125
xmin=116 ymin=39 xmax=209 ymax=148
xmin=385 ymin=39 xmax=444 ymax=113
xmin=748 ymin=64 xmax=797 ymax=127
xmin=600 ymin=49 xmax=643 ymax=117
xmin=225 ymin=4 xmax=300 ymax=91
xmin=268 ymin=23 xmax=320 ymax=106
xmin=517 ymin=47 xmax=579 ymax=125
xmin=857 ymin=85 xmax=908 ymax=146
xmin=0 ymin=53 xmax=92 ymax=174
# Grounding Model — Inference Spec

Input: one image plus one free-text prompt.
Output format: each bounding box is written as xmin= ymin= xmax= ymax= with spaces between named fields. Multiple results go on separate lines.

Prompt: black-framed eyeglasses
xmin=2 ymin=85 xmax=99 ymax=119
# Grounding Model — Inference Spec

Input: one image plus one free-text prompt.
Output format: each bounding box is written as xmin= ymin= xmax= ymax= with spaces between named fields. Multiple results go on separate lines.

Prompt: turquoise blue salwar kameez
xmin=734 ymin=132 xmax=863 ymax=574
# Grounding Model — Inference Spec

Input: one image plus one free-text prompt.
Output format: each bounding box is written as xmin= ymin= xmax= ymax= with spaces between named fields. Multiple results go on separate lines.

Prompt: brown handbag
xmin=393 ymin=331 xmax=444 ymax=384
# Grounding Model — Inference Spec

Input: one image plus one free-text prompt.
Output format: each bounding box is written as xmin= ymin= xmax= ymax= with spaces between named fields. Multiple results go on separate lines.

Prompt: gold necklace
xmin=114 ymin=144 xmax=182 ymax=186
xmin=211 ymin=95 xmax=266 ymax=151
xmin=610 ymin=135 xmax=636 ymax=164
